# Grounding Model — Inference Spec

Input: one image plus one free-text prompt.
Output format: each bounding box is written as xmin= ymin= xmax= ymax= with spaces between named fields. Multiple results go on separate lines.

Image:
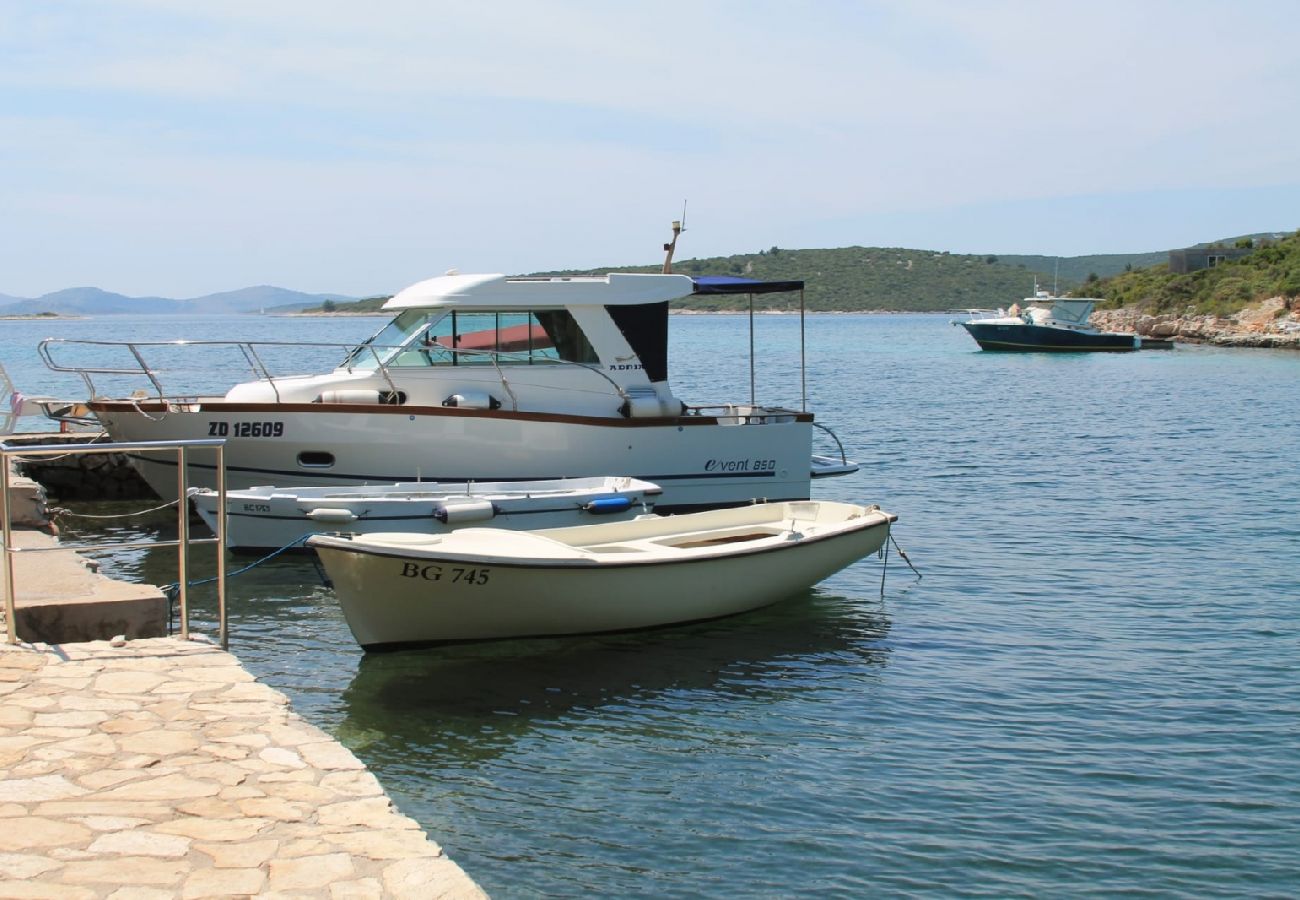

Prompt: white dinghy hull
xmin=309 ymin=500 xmax=896 ymax=649
xmin=190 ymin=476 xmax=661 ymax=550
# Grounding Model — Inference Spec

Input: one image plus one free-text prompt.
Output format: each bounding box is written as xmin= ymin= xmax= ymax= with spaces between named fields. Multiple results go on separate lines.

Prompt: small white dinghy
xmin=309 ymin=500 xmax=897 ymax=649
xmin=191 ymin=476 xmax=661 ymax=550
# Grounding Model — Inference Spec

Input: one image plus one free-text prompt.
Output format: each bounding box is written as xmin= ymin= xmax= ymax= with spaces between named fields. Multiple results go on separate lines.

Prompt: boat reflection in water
xmin=334 ymin=592 xmax=892 ymax=765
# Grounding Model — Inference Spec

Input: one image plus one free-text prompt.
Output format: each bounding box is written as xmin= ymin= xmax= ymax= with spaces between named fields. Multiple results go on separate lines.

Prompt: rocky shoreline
xmin=1091 ymin=296 xmax=1300 ymax=349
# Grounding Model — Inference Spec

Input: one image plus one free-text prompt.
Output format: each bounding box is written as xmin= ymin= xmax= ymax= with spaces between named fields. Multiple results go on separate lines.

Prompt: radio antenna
xmin=662 ymin=201 xmax=687 ymax=273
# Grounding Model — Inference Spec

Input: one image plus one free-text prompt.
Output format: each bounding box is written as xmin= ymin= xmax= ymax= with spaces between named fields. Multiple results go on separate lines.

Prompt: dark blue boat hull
xmin=962 ymin=322 xmax=1139 ymax=352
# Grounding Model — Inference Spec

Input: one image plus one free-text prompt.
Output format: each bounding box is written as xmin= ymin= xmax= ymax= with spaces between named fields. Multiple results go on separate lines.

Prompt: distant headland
xmin=5 ymin=230 xmax=1296 ymax=350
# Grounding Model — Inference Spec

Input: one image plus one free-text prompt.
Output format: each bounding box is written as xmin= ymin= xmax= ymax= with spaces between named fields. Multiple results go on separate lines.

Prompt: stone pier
xmin=0 ymin=636 xmax=487 ymax=898
xmin=4 ymin=451 xmax=168 ymax=644
xmin=4 ymin=437 xmax=489 ymax=897
xmin=4 ymin=432 xmax=155 ymax=502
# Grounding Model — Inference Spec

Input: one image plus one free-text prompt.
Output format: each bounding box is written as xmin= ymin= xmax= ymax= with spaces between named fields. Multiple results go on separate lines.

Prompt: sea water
xmin=4 ymin=313 xmax=1299 ymax=897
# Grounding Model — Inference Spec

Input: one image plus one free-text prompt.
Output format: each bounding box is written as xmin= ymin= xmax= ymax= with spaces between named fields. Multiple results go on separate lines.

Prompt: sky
xmin=2 ymin=0 xmax=1299 ymax=298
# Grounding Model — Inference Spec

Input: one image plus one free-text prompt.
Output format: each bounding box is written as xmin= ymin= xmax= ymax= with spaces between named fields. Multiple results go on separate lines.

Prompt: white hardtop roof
xmin=1026 ymin=294 xmax=1103 ymax=305
xmin=383 ymin=272 xmax=697 ymax=310
xmin=1034 ymin=296 xmax=1098 ymax=326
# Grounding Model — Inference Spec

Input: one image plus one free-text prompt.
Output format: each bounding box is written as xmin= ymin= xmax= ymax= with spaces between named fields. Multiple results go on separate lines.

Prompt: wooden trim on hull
xmin=88 ymin=400 xmax=815 ymax=427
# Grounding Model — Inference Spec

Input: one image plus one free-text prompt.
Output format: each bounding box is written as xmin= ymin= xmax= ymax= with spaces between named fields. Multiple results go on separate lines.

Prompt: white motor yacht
xmin=41 ymin=271 xmax=857 ymax=510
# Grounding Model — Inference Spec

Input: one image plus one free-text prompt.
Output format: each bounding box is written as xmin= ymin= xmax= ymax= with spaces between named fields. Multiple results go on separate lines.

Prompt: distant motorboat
xmin=191 ymin=476 xmax=661 ymax=550
xmin=309 ymin=499 xmax=897 ymax=649
xmin=956 ymin=288 xmax=1173 ymax=352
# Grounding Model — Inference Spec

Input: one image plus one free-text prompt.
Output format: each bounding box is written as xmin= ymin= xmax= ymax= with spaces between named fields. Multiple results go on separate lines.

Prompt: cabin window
xmin=417 ymin=311 xmax=551 ymax=366
xmin=345 ymin=308 xmax=597 ymax=369
xmin=535 ymin=310 xmax=598 ymax=364
xmin=424 ymin=310 xmax=598 ymax=365
xmin=387 ymin=310 xmax=599 ymax=368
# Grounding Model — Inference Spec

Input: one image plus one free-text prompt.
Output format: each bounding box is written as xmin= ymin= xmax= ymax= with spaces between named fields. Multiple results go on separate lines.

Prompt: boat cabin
xmin=221 ymin=272 xmax=811 ymax=421
xmin=223 ymin=273 xmax=694 ymax=417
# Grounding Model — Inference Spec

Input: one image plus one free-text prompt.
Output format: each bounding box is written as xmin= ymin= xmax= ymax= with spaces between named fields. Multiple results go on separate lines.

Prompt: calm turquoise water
xmin=5 ymin=314 xmax=1300 ymax=897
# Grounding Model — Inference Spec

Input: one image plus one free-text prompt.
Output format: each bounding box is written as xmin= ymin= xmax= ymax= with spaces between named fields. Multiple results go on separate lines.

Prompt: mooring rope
xmin=128 ymin=396 xmax=172 ymax=422
xmin=5 ymin=432 xmax=111 ymax=465
xmin=890 ymin=532 xmax=921 ymax=580
xmin=164 ymin=534 xmax=322 ymax=636
xmin=879 ymin=528 xmax=921 ymax=599
xmin=48 ymin=497 xmax=184 ymax=520
xmin=161 ymin=533 xmax=315 ymax=598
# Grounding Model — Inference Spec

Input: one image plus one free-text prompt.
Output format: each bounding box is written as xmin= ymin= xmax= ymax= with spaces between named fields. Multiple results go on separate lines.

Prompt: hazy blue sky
xmin=3 ymin=1 xmax=1298 ymax=297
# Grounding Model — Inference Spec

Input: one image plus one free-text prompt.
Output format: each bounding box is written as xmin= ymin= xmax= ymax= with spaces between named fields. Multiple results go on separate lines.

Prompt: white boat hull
xmin=190 ymin=476 xmax=661 ymax=550
xmin=93 ymin=402 xmax=815 ymax=511
xmin=310 ymin=501 xmax=895 ymax=648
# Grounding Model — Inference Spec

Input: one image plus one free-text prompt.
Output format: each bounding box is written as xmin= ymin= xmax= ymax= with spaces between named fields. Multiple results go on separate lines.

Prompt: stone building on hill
xmin=1167 ymin=246 xmax=1253 ymax=274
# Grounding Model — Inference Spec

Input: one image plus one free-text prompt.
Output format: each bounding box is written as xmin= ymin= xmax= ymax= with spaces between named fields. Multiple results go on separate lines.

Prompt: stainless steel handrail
xmin=1 ymin=438 xmax=227 ymax=649
xmin=813 ymin=421 xmax=851 ymax=465
xmin=38 ymin=338 xmax=630 ymax=410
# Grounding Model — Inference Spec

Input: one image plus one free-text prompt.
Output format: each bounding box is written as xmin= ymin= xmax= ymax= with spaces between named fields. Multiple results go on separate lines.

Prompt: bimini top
xmin=691 ymin=275 xmax=805 ymax=294
xmin=384 ymin=272 xmax=696 ymax=310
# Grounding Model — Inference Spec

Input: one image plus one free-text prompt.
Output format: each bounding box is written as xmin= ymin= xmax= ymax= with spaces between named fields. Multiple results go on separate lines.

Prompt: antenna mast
xmin=662 ymin=201 xmax=687 ymax=274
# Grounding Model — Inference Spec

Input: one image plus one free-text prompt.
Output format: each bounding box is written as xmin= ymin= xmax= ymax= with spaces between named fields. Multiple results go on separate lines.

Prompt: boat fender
xmin=305 ymin=508 xmax=359 ymax=523
xmin=583 ymin=496 xmax=633 ymax=515
xmin=443 ymin=392 xmax=502 ymax=410
xmin=316 ymin=389 xmax=381 ymax=405
xmin=433 ymin=500 xmax=498 ymax=524
xmin=618 ymin=395 xmax=665 ymax=418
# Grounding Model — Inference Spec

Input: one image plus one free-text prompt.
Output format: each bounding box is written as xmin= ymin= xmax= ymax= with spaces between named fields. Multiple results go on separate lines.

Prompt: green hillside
xmin=562 ymin=248 xmax=1055 ymax=311
xmin=1088 ymin=231 xmax=1300 ymax=316
xmin=995 ymin=252 xmax=1166 ymax=284
xmin=298 ymin=244 xmax=1188 ymax=314
xmin=302 ymin=249 xmax=1071 ymax=313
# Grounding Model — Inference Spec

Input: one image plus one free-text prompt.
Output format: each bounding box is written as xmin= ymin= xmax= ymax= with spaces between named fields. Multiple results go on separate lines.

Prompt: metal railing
xmin=1 ymin=438 xmax=228 ymax=648
xmin=37 ymin=337 xmax=634 ymax=411
xmin=39 ymin=338 xmax=404 ymax=405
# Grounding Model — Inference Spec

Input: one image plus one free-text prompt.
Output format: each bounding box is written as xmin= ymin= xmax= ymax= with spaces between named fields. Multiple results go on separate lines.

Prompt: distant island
xmin=5 ymin=231 xmax=1296 ymax=331
xmin=0 ymin=285 xmax=355 ymax=317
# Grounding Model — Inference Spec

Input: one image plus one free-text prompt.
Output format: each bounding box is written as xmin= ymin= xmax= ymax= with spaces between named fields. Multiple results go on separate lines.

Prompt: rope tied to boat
xmin=890 ymin=532 xmax=920 ymax=579
xmin=128 ymin=394 xmax=172 ymax=422
xmin=161 ymin=533 xmax=316 ymax=600
xmin=878 ymin=527 xmax=920 ymax=599
xmin=4 ymin=433 xmax=111 ymax=466
xmin=48 ymin=496 xmax=184 ymax=521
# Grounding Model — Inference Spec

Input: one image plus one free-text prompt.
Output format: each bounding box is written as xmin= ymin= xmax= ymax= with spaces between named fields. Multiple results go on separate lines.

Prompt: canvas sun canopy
xmin=690 ymin=276 xmax=805 ymax=295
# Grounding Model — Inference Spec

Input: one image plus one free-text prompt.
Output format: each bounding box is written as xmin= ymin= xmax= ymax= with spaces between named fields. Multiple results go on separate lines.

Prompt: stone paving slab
xmin=0 ymin=636 xmax=487 ymax=899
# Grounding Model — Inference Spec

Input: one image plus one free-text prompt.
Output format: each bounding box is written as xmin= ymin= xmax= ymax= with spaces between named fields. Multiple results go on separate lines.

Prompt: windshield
xmin=342 ymin=308 xmax=598 ymax=369
xmin=344 ymin=309 xmax=446 ymax=369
